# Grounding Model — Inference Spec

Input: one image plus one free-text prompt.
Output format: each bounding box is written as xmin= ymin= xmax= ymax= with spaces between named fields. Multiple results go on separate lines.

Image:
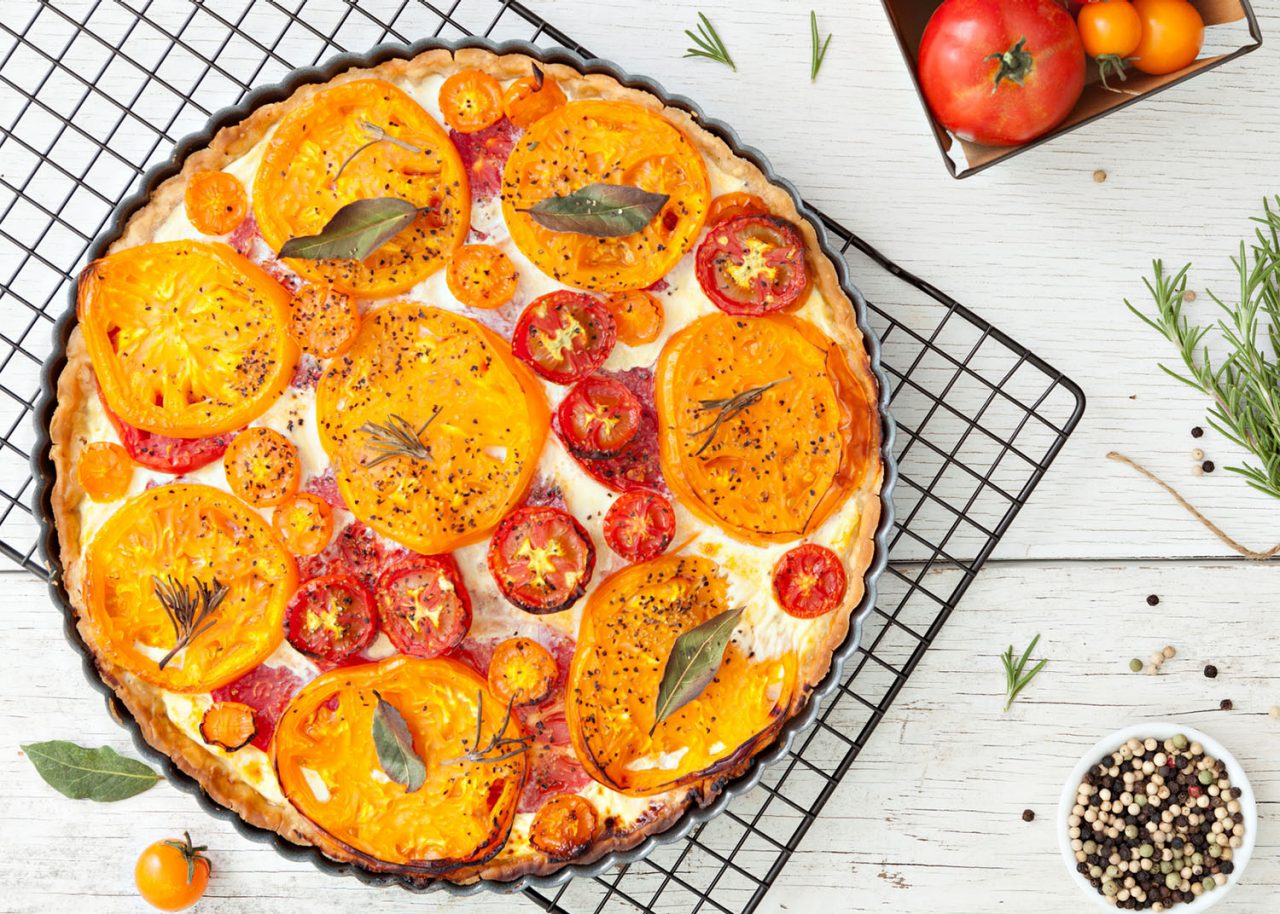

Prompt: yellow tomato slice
xmin=316 ymin=302 xmax=549 ymax=554
xmin=274 ymin=656 xmax=527 ymax=872
xmin=82 ymin=484 xmax=296 ymax=692
xmin=77 ymin=240 xmax=297 ymax=437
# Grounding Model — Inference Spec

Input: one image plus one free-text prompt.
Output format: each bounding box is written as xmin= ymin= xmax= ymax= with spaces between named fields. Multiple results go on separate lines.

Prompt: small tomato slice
xmin=502 ymin=66 xmax=568 ymax=129
xmin=557 ymin=376 xmax=642 ymax=458
xmin=772 ymin=544 xmax=847 ymax=619
xmin=285 ymin=572 xmax=377 ymax=662
xmin=77 ymin=442 xmax=133 ymax=502
xmin=512 ymin=291 xmax=616 ymax=385
xmin=199 ymin=701 xmax=258 ymax=752
xmin=529 ymin=794 xmax=599 ymax=860
xmin=185 ymin=171 xmax=248 ymax=236
xmin=446 ymin=243 xmax=518 ymax=309
xmin=602 ymin=289 xmax=664 ymax=346
xmin=696 ymin=215 xmax=810 ymax=316
xmin=706 ymin=191 xmax=768 ymax=226
xmin=287 ymin=282 xmax=360 ymax=359
xmin=272 ymin=492 xmax=334 ymax=557
xmin=223 ymin=427 xmax=300 ymax=508
xmin=375 ymin=555 xmax=472 ymax=658
xmin=488 ymin=506 xmax=596 ymax=615
xmin=603 ymin=490 xmax=675 ymax=563
xmin=439 ymin=69 xmax=504 ymax=133
xmin=487 ymin=636 xmax=558 ymax=707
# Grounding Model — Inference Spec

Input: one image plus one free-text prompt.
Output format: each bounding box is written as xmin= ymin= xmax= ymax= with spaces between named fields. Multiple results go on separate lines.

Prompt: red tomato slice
xmin=449 ymin=118 xmax=519 ymax=200
xmin=99 ymin=389 xmax=232 ymax=474
xmin=375 ymin=555 xmax=473 ymax=658
xmin=556 ymin=376 xmax=642 ymax=458
xmin=285 ymin=573 xmax=378 ymax=662
xmin=512 ymin=291 xmax=616 ymax=384
xmin=772 ymin=544 xmax=848 ymax=619
xmin=487 ymin=506 xmax=595 ymax=614
xmin=696 ymin=215 xmax=810 ymax=316
xmin=603 ymin=490 xmax=676 ymax=563
xmin=565 ymin=367 xmax=668 ymax=495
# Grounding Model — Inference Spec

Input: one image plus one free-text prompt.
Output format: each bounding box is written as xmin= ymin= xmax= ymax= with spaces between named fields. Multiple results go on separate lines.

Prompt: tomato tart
xmin=48 ymin=47 xmax=885 ymax=885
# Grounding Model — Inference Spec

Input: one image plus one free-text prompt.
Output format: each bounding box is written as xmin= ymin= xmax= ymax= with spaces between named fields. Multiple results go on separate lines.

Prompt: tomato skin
xmin=1131 ymin=0 xmax=1204 ymax=75
xmin=375 ymin=555 xmax=473 ymax=658
xmin=556 ymin=376 xmax=643 ymax=459
xmin=603 ymin=490 xmax=676 ymax=563
xmin=772 ymin=544 xmax=847 ymax=619
xmin=696 ymin=215 xmax=810 ymax=316
xmin=918 ymin=0 xmax=1086 ymax=147
xmin=285 ymin=573 xmax=378 ymax=662
xmin=134 ymin=836 xmax=210 ymax=912
xmin=1078 ymin=0 xmax=1143 ymax=57
xmin=512 ymin=291 xmax=617 ymax=384
xmin=488 ymin=506 xmax=596 ymax=615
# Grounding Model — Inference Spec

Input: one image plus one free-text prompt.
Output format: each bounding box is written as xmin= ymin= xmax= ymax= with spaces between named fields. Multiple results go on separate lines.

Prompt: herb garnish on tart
xmin=151 ymin=575 xmax=228 ymax=671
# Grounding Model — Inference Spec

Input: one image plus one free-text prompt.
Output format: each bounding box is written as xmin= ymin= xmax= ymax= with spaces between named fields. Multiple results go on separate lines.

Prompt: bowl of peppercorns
xmin=1058 ymin=723 xmax=1256 ymax=911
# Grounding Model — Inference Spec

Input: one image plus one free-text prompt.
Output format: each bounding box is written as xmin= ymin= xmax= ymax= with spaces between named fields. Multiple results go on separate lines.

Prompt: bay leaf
xmin=22 ymin=741 xmax=161 ymax=801
xmin=520 ymin=183 xmax=669 ymax=237
xmin=371 ymin=692 xmax=425 ymax=792
xmin=278 ymin=197 xmax=421 ymax=261
xmin=650 ymin=606 xmax=744 ymax=735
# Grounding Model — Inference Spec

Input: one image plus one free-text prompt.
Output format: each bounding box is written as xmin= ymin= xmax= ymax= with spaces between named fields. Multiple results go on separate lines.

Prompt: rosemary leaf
xmin=1001 ymin=633 xmax=1046 ymax=712
xmin=689 ymin=377 xmax=790 ymax=456
xmin=685 ymin=12 xmax=735 ymax=71
xmin=810 ymin=10 xmax=833 ymax=82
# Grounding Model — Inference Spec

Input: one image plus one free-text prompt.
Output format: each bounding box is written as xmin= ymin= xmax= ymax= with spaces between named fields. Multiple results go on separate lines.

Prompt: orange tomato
xmin=316 ymin=302 xmax=548 ymax=554
xmin=446 ymin=243 xmax=518 ymax=309
xmin=78 ymin=241 xmax=297 ymax=437
xmin=1131 ymin=0 xmax=1204 ymax=75
xmin=601 ymin=289 xmax=664 ymax=346
xmin=77 ymin=441 xmax=133 ymax=502
xmin=567 ymin=556 xmax=796 ymax=796
xmin=502 ymin=100 xmax=711 ymax=292
xmin=82 ymin=483 xmax=296 ymax=692
xmin=223 ymin=427 xmax=300 ymax=507
xmin=656 ymin=312 xmax=878 ymax=544
xmin=271 ymin=492 xmax=334 ymax=556
xmin=274 ymin=656 xmax=527 ymax=871
xmin=501 ymin=66 xmax=567 ymax=129
xmin=199 ymin=701 xmax=257 ymax=751
xmin=1077 ymin=1 xmax=1143 ymax=58
xmin=134 ymin=833 xmax=210 ymax=912
xmin=439 ymin=69 xmax=504 ymax=133
xmin=287 ymin=282 xmax=360 ymax=359
xmin=184 ymin=171 xmax=248 ymax=235
xmin=529 ymin=795 xmax=599 ymax=860
xmin=706 ymin=191 xmax=768 ymax=226
xmin=487 ymin=637 xmax=558 ymax=707
xmin=253 ymin=79 xmax=470 ymax=298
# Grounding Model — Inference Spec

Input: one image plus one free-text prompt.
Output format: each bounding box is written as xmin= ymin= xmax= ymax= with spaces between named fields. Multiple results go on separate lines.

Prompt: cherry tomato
xmin=100 ymin=392 xmax=233 ymax=474
xmin=918 ymin=0 xmax=1086 ymax=147
xmin=557 ymin=376 xmax=643 ymax=458
xmin=446 ymin=243 xmax=519 ymax=309
xmin=529 ymin=794 xmax=599 ymax=860
xmin=185 ymin=171 xmax=247 ymax=235
xmin=696 ymin=215 xmax=810 ymax=316
xmin=601 ymin=289 xmax=664 ymax=346
xmin=375 ymin=555 xmax=472 ymax=658
xmin=487 ymin=636 xmax=559 ymax=707
xmin=287 ymin=281 xmax=360 ymax=359
xmin=134 ymin=832 xmax=210 ymax=912
xmin=199 ymin=701 xmax=257 ymax=751
xmin=706 ymin=191 xmax=768 ymax=226
xmin=772 ymin=544 xmax=847 ymax=619
xmin=1131 ymin=0 xmax=1204 ymax=75
xmin=512 ymin=291 xmax=617 ymax=384
xmin=272 ymin=492 xmax=335 ymax=557
xmin=1078 ymin=0 xmax=1143 ymax=58
xmin=488 ymin=506 xmax=596 ymax=614
xmin=285 ymin=573 xmax=377 ymax=662
xmin=603 ymin=490 xmax=676 ymax=563
xmin=77 ymin=441 xmax=133 ymax=502
xmin=502 ymin=65 xmax=567 ymax=129
xmin=223 ymin=427 xmax=300 ymax=508
xmin=439 ymin=69 xmax=504 ymax=133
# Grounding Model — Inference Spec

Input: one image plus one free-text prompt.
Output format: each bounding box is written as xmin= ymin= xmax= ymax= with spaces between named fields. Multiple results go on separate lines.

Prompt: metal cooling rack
xmin=0 ymin=2 xmax=1084 ymax=912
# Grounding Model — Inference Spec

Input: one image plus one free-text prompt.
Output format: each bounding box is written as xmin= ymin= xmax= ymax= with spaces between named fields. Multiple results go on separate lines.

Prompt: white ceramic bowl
xmin=1058 ymin=723 xmax=1257 ymax=912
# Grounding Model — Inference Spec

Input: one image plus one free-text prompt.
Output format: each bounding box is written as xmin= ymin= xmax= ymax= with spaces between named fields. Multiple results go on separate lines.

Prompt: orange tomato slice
xmin=253 ymin=79 xmax=470 ymax=298
xmin=223 ymin=427 xmax=300 ymax=507
xmin=272 ymin=492 xmax=334 ymax=556
xmin=502 ymin=100 xmax=711 ymax=292
xmin=601 ymin=289 xmax=664 ymax=345
xmin=77 ymin=442 xmax=133 ymax=502
xmin=273 ymin=656 xmax=527 ymax=872
xmin=567 ymin=555 xmax=795 ymax=796
xmin=184 ymin=171 xmax=248 ymax=235
xmin=446 ymin=243 xmax=518 ymax=309
xmin=438 ymin=69 xmax=504 ymax=133
xmin=656 ymin=312 xmax=877 ymax=544
xmin=487 ymin=636 xmax=558 ymax=707
xmin=78 ymin=240 xmax=298 ymax=437
xmin=82 ymin=484 xmax=296 ymax=692
xmin=501 ymin=67 xmax=567 ymax=129
xmin=287 ymin=282 xmax=360 ymax=359
xmin=529 ymin=794 xmax=599 ymax=860
xmin=316 ymin=302 xmax=549 ymax=554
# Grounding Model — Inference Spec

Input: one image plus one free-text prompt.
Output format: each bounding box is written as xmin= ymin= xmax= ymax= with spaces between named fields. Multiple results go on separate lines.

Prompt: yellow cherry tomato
xmin=1078 ymin=1 xmax=1143 ymax=58
xmin=1131 ymin=0 xmax=1204 ymax=75
xmin=134 ymin=832 xmax=210 ymax=912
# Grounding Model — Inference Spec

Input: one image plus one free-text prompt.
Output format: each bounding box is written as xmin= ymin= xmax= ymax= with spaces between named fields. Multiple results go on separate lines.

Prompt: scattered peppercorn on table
xmin=4 ymin=1 xmax=1280 ymax=912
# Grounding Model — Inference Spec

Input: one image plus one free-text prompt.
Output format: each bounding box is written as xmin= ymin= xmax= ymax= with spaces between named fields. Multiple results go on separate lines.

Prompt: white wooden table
xmin=4 ymin=1 xmax=1280 ymax=911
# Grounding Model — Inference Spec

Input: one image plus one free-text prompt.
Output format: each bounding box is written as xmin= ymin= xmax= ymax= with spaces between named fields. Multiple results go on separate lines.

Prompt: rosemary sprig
xmin=689 ymin=377 xmax=790 ymax=456
xmin=332 ymin=118 xmax=425 ymax=185
xmin=443 ymin=690 xmax=535 ymax=766
xmin=1125 ymin=197 xmax=1280 ymax=500
xmin=153 ymin=575 xmax=227 ymax=670
xmin=685 ymin=12 xmax=735 ymax=71
xmin=1001 ymin=634 xmax=1047 ymax=712
xmin=357 ymin=407 xmax=441 ymax=469
xmin=809 ymin=10 xmax=833 ymax=82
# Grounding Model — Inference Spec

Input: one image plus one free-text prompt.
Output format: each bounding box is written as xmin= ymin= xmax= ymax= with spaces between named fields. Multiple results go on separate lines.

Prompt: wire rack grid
xmin=0 ymin=2 xmax=1084 ymax=913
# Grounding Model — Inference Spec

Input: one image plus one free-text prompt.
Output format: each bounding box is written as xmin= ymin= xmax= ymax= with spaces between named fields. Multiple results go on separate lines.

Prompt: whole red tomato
xmin=918 ymin=0 xmax=1086 ymax=147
